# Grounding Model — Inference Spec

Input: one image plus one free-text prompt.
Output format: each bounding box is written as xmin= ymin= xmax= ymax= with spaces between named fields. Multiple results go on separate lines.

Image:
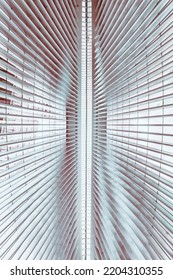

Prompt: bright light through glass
xmin=81 ymin=0 xmax=92 ymax=260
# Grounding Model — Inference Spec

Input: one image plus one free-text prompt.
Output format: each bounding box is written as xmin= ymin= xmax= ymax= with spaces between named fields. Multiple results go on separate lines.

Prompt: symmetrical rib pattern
xmin=92 ymin=0 xmax=173 ymax=259
xmin=1 ymin=0 xmax=173 ymax=260
xmin=0 ymin=0 xmax=81 ymax=259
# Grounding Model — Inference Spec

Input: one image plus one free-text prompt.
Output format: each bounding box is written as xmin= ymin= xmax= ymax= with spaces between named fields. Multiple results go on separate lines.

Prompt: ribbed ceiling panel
xmin=1 ymin=0 xmax=172 ymax=260
xmin=0 ymin=0 xmax=81 ymax=259
xmin=92 ymin=0 xmax=173 ymax=259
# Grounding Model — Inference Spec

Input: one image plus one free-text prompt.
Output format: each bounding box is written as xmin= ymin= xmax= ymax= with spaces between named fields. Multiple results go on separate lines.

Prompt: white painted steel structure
xmin=0 ymin=0 xmax=172 ymax=260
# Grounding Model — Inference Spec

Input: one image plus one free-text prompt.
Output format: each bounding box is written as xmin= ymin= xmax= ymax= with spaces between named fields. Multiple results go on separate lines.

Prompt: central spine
xmin=81 ymin=0 xmax=92 ymax=260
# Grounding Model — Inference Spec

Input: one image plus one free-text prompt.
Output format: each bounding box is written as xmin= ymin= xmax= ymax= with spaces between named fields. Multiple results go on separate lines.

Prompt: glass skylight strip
xmin=80 ymin=0 xmax=92 ymax=260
